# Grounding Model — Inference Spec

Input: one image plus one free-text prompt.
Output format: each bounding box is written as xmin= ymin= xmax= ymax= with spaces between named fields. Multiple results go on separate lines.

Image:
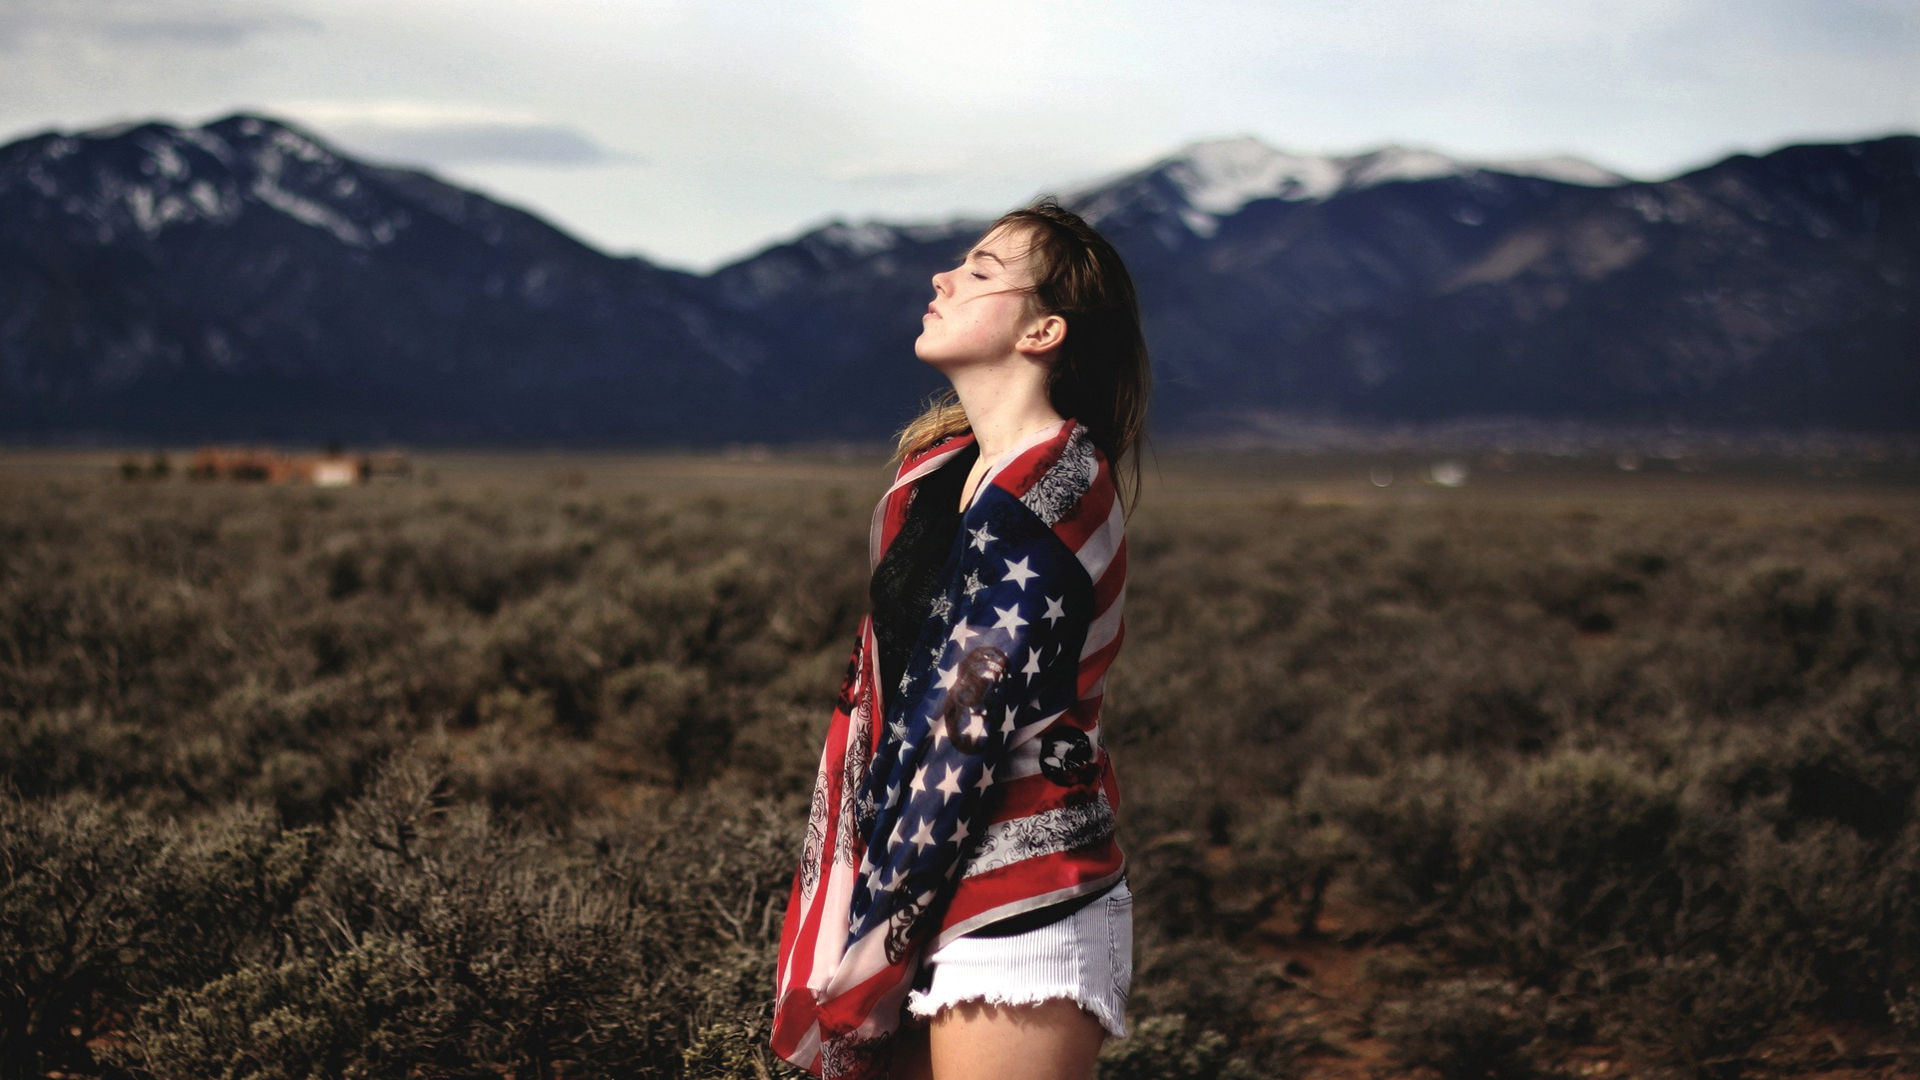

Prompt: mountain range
xmin=1 ymin=114 xmax=1913 ymax=445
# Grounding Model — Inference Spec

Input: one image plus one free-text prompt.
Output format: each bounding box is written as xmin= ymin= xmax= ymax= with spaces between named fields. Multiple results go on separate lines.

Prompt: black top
xmin=867 ymin=440 xmax=1113 ymax=938
xmin=870 ymin=441 xmax=977 ymax=700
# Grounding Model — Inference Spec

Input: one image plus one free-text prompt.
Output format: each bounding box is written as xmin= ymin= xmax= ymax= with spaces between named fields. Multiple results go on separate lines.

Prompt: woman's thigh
xmin=922 ymin=999 xmax=1106 ymax=1080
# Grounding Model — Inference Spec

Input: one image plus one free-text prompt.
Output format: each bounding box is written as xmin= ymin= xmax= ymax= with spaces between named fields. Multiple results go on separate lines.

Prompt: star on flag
xmin=1002 ymin=556 xmax=1038 ymax=590
xmin=910 ymin=819 xmax=938 ymax=851
xmin=992 ymin=604 xmax=1028 ymax=633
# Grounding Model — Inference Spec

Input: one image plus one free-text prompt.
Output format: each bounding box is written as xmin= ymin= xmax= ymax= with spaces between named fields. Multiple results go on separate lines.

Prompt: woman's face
xmin=914 ymin=224 xmax=1044 ymax=371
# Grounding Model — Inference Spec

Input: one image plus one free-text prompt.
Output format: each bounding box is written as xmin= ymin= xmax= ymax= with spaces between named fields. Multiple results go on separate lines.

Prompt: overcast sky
xmin=3 ymin=0 xmax=1914 ymax=271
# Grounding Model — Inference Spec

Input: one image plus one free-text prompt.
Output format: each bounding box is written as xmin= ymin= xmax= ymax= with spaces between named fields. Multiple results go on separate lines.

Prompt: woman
xmin=772 ymin=199 xmax=1149 ymax=1080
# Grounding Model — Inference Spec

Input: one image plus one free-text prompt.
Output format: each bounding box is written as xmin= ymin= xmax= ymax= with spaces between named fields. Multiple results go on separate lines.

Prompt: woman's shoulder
xmin=993 ymin=421 xmax=1118 ymax=531
xmin=962 ymin=422 xmax=1124 ymax=591
xmin=893 ymin=430 xmax=978 ymax=481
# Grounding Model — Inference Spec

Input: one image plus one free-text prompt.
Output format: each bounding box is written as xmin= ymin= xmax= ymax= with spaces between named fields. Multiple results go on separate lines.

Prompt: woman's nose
xmin=930 ymin=269 xmax=949 ymax=294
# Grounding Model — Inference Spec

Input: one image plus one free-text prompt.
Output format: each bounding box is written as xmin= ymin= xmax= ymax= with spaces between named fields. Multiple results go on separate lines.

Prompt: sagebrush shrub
xmin=1374 ymin=978 xmax=1549 ymax=1080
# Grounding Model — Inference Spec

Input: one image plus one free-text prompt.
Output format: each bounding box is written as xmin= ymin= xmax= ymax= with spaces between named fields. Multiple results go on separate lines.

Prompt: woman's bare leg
xmin=921 ymin=999 xmax=1106 ymax=1080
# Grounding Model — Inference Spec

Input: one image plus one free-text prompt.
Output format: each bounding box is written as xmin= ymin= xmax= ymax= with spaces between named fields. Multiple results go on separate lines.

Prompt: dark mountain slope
xmin=1 ymin=118 xmax=1913 ymax=443
xmin=0 ymin=114 xmax=760 ymax=443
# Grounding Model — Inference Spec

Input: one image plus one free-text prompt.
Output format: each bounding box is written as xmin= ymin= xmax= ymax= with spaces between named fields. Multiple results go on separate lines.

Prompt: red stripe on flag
xmin=1076 ymin=638 xmax=1121 ymax=697
xmin=1051 ymin=464 xmax=1115 ymax=552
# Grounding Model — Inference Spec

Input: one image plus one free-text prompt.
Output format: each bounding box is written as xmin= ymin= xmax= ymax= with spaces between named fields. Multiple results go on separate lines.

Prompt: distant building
xmin=183 ymin=447 xmax=410 ymax=484
xmin=311 ymin=459 xmax=359 ymax=487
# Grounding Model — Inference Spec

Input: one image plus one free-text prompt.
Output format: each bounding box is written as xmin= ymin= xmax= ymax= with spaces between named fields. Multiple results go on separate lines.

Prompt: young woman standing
xmin=773 ymin=199 xmax=1150 ymax=1080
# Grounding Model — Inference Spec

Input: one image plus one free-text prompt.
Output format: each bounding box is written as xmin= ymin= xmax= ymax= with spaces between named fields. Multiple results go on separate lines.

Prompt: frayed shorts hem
xmin=904 ymin=881 xmax=1133 ymax=1041
xmin=905 ymin=987 xmax=1129 ymax=1043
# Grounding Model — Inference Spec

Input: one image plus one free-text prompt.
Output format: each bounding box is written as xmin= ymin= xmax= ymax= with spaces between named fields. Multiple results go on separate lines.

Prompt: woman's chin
xmin=913 ymin=339 xmax=950 ymax=368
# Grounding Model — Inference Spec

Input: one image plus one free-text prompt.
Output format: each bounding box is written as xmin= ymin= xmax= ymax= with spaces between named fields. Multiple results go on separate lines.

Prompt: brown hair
xmin=893 ymin=198 xmax=1151 ymax=512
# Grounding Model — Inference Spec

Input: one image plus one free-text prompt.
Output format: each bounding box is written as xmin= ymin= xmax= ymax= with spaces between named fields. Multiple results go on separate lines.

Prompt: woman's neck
xmin=948 ymin=362 xmax=1064 ymax=461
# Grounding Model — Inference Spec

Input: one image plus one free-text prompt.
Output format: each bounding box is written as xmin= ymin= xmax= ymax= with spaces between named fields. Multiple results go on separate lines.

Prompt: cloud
xmin=328 ymin=120 xmax=626 ymax=167
xmin=0 ymin=1 xmax=318 ymax=51
xmin=820 ymin=155 xmax=972 ymax=186
xmin=95 ymin=15 xmax=319 ymax=46
xmin=285 ymin=103 xmax=631 ymax=168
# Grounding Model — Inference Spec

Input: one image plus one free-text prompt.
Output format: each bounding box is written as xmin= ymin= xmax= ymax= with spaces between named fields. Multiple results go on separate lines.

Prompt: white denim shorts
xmin=905 ymin=880 xmax=1133 ymax=1040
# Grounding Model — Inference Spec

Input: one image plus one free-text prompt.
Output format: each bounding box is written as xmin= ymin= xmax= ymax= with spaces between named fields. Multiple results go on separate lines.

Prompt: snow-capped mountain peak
xmin=1478 ymin=154 xmax=1630 ymax=187
xmin=1164 ymin=135 xmax=1348 ymax=212
xmin=1072 ymin=136 xmax=1628 ymax=238
xmin=811 ymin=219 xmax=902 ymax=257
xmin=0 ymin=114 xmax=424 ymax=249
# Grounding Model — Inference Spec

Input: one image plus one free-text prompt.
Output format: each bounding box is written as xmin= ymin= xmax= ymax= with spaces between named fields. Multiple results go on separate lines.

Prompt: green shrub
xmin=93 ymin=757 xmax=800 ymax=1080
xmin=1294 ymin=758 xmax=1485 ymax=925
xmin=1373 ymin=978 xmax=1550 ymax=1080
xmin=0 ymin=793 xmax=316 ymax=1080
xmin=1453 ymin=749 xmax=1684 ymax=978
xmin=1097 ymin=1013 xmax=1261 ymax=1080
xmin=1611 ymin=953 xmax=1814 ymax=1079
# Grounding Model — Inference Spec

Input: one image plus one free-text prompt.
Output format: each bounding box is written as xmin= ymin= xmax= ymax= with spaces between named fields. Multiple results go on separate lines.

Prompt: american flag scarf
xmin=771 ymin=418 xmax=1129 ymax=1078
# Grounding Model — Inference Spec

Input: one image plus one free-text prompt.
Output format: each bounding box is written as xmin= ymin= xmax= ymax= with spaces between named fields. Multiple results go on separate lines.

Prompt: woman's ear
xmin=1016 ymin=313 xmax=1067 ymax=359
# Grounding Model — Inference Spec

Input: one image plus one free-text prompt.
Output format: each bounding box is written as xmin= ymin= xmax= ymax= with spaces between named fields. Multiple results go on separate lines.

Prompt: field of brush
xmin=3 ymin=446 xmax=1917 ymax=1079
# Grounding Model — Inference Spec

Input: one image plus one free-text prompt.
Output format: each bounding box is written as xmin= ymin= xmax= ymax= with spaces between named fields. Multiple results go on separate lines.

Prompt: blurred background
xmin=2 ymin=2 xmax=1918 ymax=1078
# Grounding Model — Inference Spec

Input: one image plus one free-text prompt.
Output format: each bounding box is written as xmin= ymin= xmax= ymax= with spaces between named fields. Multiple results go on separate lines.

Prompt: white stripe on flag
xmin=1075 ymin=496 xmax=1125 ymax=581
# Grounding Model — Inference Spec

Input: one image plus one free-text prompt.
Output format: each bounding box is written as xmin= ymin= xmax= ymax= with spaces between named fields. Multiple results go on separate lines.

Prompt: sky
xmin=2 ymin=0 xmax=1914 ymax=272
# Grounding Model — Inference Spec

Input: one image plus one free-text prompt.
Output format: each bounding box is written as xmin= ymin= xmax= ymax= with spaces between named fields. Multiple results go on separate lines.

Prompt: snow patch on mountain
xmin=250 ymin=176 xmax=371 ymax=246
xmin=177 ymin=127 xmax=235 ymax=165
xmin=243 ymin=127 xmax=377 ymax=246
xmin=1344 ymin=146 xmax=1466 ymax=188
xmin=124 ymin=182 xmax=214 ymax=237
xmin=137 ymin=133 xmax=189 ymax=181
xmin=814 ymin=220 xmax=900 ymax=256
